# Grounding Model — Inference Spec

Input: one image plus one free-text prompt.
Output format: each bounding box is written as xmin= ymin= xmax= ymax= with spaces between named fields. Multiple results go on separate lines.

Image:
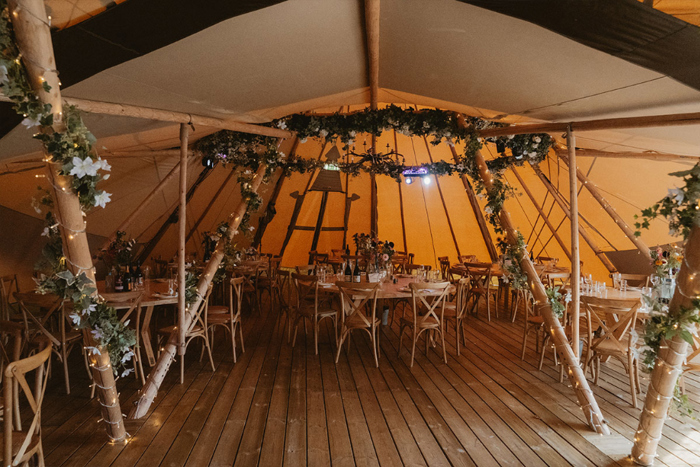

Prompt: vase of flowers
xmin=650 ymin=246 xmax=682 ymax=302
xmin=99 ymin=231 xmax=136 ymax=273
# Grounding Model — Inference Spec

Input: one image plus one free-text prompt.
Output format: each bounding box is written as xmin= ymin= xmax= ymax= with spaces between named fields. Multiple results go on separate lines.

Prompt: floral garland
xmin=497 ymin=232 xmax=529 ymax=290
xmin=649 ymin=245 xmax=682 ymax=278
xmin=545 ymin=285 xmax=570 ymax=319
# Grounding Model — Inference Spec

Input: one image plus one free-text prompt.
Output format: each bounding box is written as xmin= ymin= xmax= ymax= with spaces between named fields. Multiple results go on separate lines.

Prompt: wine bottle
xmin=124 ymin=266 xmax=133 ymax=292
xmin=105 ymin=267 xmax=115 ymax=293
xmin=353 ymin=260 xmax=361 ymax=283
xmin=115 ymin=272 xmax=124 ymax=292
xmin=345 ymin=260 xmax=353 ymax=282
xmin=136 ymin=262 xmax=144 ymax=289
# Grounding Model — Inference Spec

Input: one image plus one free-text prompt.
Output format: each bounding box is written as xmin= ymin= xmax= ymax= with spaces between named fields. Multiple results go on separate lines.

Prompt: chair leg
xmin=239 ymin=321 xmax=245 ymax=354
xmin=314 ymin=317 xmax=319 ymax=355
xmin=231 ymin=322 xmax=238 ymax=364
xmin=336 ymin=329 xmax=347 ymax=364
xmin=398 ymin=325 xmax=405 ymax=357
xmin=594 ymin=357 xmax=600 ymax=386
xmin=521 ymin=324 xmax=529 ymax=361
xmin=410 ymin=330 xmax=417 ymax=368
xmin=62 ymin=345 xmax=71 ymax=395
xmin=372 ymin=328 xmax=379 ymax=368
xmin=538 ymin=335 xmax=549 ymax=371
xmin=440 ymin=329 xmax=447 ymax=364
xmin=455 ymin=319 xmax=461 ymax=356
xmin=204 ymin=335 xmax=216 ymax=372
xmin=628 ymin=351 xmax=637 ymax=408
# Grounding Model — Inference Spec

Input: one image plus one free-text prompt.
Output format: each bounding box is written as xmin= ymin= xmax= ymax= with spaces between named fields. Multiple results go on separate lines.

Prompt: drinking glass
xmin=620 ymin=279 xmax=628 ymax=292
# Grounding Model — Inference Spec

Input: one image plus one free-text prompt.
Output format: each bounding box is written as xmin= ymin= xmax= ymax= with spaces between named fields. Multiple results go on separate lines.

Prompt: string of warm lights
xmin=87 ymin=356 xmax=130 ymax=442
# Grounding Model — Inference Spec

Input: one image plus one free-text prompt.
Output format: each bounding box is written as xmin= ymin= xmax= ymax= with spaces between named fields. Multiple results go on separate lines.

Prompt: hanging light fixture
xmin=405 ymin=177 xmax=413 ymax=185
xmin=422 ymin=176 xmax=431 ymax=186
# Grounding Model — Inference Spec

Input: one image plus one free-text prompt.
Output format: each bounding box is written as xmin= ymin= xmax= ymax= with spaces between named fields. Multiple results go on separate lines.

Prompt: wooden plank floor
xmin=35 ymin=299 xmax=700 ymax=466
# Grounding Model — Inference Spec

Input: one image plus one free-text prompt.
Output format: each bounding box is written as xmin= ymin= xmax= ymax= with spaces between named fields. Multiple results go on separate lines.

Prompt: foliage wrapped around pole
xmin=6 ymin=0 xmax=128 ymax=442
xmin=631 ymin=226 xmax=700 ymax=465
xmin=458 ymin=114 xmax=610 ymax=434
xmin=129 ymin=163 xmax=269 ymax=419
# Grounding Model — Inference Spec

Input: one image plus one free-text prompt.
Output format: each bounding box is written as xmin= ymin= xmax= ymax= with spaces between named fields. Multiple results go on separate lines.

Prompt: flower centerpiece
xmin=98 ymin=231 xmax=136 ymax=273
xmin=352 ymin=233 xmax=395 ymax=272
xmin=650 ymin=245 xmax=682 ymax=278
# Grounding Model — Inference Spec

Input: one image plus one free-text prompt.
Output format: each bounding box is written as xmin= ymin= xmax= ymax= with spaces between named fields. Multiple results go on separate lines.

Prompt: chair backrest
xmin=292 ymin=273 xmax=319 ymax=314
xmin=101 ymin=291 xmax=143 ymax=325
xmin=14 ymin=292 xmax=63 ymax=349
xmin=546 ymin=272 xmax=570 ymax=290
xmin=3 ymin=345 xmax=51 ymax=466
xmin=536 ymin=256 xmax=559 ymax=267
xmin=276 ymin=269 xmax=295 ymax=311
xmin=391 ymin=256 xmax=407 ymax=274
xmin=582 ymin=296 xmax=640 ymax=354
xmin=445 ymin=267 xmax=466 ymax=283
xmin=229 ymin=277 xmax=245 ymax=320
xmin=0 ymin=275 xmax=20 ymax=320
xmin=458 ymin=255 xmax=478 ymax=264
xmin=330 ymin=249 xmax=345 ymax=260
xmin=0 ymin=320 xmax=23 ymax=385
xmin=405 ymin=263 xmax=432 ymax=273
xmin=409 ymin=281 xmax=451 ymax=324
xmin=151 ymin=258 xmax=169 ymax=278
xmin=336 ymin=281 xmax=380 ymax=328
xmin=295 ymin=264 xmax=316 ymax=275
xmin=309 ymin=251 xmax=329 ymax=265
xmin=438 ymin=257 xmax=450 ymax=279
xmin=453 ymin=278 xmax=470 ymax=319
xmin=188 ymin=285 xmax=214 ymax=333
xmin=464 ymin=263 xmax=493 ymax=289
xmin=611 ymin=273 xmax=649 ymax=288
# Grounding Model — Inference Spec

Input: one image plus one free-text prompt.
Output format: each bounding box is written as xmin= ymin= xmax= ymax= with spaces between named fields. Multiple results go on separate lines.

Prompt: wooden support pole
xmin=423 ymin=137 xmax=461 ymax=257
xmin=532 ymin=165 xmax=617 ymax=273
xmin=560 ymin=154 xmax=652 ymax=262
xmin=309 ymin=192 xmax=330 ymax=256
xmin=365 ymin=0 xmax=380 ymax=236
xmin=510 ymin=168 xmax=571 ymax=261
xmin=632 ymin=226 xmax=700 ymax=464
xmin=186 ymin=168 xmax=235 ymax=243
xmin=554 ymin=148 xmax=699 ymax=163
xmin=106 ymin=149 xmax=193 ymax=158
xmin=177 ymin=124 xmax=188 ymax=385
xmin=100 ymin=161 xmax=181 ymax=251
xmin=457 ymin=115 xmax=610 ymax=434
xmin=393 ymin=131 xmax=409 ymax=253
xmin=130 ymin=162 xmax=270 ymax=419
xmin=567 ymin=128 xmax=581 ymax=359
xmin=8 ymin=0 xmax=126 ymax=442
xmin=448 ymin=145 xmax=498 ymax=261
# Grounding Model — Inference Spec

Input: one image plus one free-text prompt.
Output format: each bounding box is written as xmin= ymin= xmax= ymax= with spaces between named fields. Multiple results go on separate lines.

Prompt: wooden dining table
xmin=320 ymin=275 xmax=455 ymax=299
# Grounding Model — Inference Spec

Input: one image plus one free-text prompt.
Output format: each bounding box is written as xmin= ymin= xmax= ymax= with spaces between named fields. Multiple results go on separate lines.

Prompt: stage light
xmin=201 ymin=155 xmax=216 ymax=169
xmin=422 ymin=176 xmax=431 ymax=186
xmin=405 ymin=177 xmax=413 ymax=185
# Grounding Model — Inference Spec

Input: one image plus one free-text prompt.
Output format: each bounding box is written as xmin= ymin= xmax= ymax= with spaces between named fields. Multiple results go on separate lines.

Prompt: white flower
xmin=69 ymin=157 xmax=96 ymax=178
xmin=69 ymin=312 xmax=82 ymax=325
xmin=565 ymin=292 xmax=572 ymax=303
xmin=103 ymin=174 xmax=110 ymax=180
xmin=515 ymin=154 xmax=523 ymax=160
xmin=300 ymin=138 xmax=307 ymax=143
xmin=21 ymin=116 xmax=41 ymax=129
xmin=668 ymin=187 xmax=684 ymax=204
xmin=276 ymin=120 xmax=287 ymax=130
xmin=0 ymin=65 xmax=7 ymax=84
xmin=248 ymin=226 xmax=255 ymax=231
xmin=319 ymin=129 xmax=328 ymax=138
xmin=508 ymin=135 xmax=515 ymax=139
xmin=95 ymin=157 xmax=111 ymax=172
xmin=532 ymin=143 xmax=538 ymax=149
xmin=41 ymin=227 xmax=50 ymax=237
xmin=94 ymin=191 xmax=111 ymax=208
xmin=121 ymin=368 xmax=134 ymax=378
xmin=91 ymin=328 xmax=104 ymax=340
xmin=349 ymin=131 xmax=357 ymax=137
xmin=83 ymin=303 xmax=96 ymax=315
xmin=528 ymin=152 xmax=537 ymax=157
xmin=121 ymin=350 xmax=134 ymax=363
xmin=86 ymin=346 xmax=101 ymax=355
xmin=484 ymin=206 xmax=493 ymax=215
xmin=533 ymin=136 xmax=541 ymax=143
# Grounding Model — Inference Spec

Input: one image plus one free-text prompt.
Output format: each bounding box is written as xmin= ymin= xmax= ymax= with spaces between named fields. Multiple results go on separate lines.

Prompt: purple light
xmin=402 ymin=166 xmax=428 ymax=176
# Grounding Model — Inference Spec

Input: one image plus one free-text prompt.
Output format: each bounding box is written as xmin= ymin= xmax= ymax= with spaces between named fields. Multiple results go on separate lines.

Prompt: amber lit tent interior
xmin=2 ymin=0 xmax=700 ymax=466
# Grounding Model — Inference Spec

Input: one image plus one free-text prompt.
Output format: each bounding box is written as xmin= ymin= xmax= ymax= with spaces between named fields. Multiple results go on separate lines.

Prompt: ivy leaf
xmin=42 ymin=81 xmax=51 ymax=93
xmin=680 ymin=329 xmax=695 ymax=345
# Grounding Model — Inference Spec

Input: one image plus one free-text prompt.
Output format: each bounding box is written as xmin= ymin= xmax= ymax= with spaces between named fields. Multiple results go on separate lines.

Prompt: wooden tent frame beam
xmin=456 ymin=114 xmax=610 ymax=434
xmin=532 ymin=165 xmax=617 ymax=273
xmin=554 ymin=148 xmax=699 ymax=162
xmin=177 ymin=124 xmax=189 ymax=384
xmin=510 ymin=167 xmax=571 ymax=261
xmin=8 ymin=0 xmax=127 ymax=441
xmin=567 ymin=129 xmax=581 ymax=358
xmin=559 ymin=154 xmax=652 ymax=262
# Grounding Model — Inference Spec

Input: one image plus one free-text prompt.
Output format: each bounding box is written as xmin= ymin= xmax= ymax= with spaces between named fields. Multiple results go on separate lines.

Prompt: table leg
xmin=141 ymin=305 xmax=156 ymax=366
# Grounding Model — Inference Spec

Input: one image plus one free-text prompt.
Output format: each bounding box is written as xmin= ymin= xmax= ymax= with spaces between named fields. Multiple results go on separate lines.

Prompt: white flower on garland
xmin=83 ymin=303 xmax=97 ymax=316
xmin=533 ymin=136 xmax=541 ymax=143
xmin=95 ymin=157 xmax=111 ymax=172
xmin=121 ymin=350 xmax=134 ymax=364
xmin=69 ymin=312 xmax=82 ymax=325
xmin=121 ymin=368 xmax=134 ymax=378
xmin=21 ymin=116 xmax=41 ymax=129
xmin=41 ymin=227 xmax=50 ymax=237
xmin=0 ymin=64 xmax=7 ymax=84
xmin=70 ymin=156 xmax=98 ymax=178
xmin=91 ymin=328 xmax=104 ymax=340
xmin=94 ymin=190 xmax=111 ymax=208
xmin=277 ymin=120 xmax=287 ymax=130
xmin=319 ymin=129 xmax=328 ymax=138
xmin=668 ymin=187 xmax=684 ymax=205
xmin=484 ymin=206 xmax=494 ymax=215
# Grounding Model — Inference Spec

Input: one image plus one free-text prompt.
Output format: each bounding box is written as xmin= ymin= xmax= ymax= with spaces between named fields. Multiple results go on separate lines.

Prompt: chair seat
xmin=400 ymin=315 xmax=440 ymax=329
xmin=345 ymin=314 xmax=380 ymax=329
xmin=526 ymin=316 xmax=544 ymax=325
xmin=0 ymin=430 xmax=41 ymax=462
xmin=443 ymin=303 xmax=460 ymax=319
xmin=593 ymin=338 xmax=637 ymax=356
xmin=207 ymin=305 xmax=229 ymax=315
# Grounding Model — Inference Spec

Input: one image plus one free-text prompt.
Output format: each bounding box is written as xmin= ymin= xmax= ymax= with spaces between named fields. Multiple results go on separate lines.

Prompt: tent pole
xmin=365 ymin=0 xmax=380 ymax=236
xmin=532 ymin=165 xmax=616 ymax=273
xmin=7 ymin=0 xmax=126 ymax=442
xmin=448 ymin=145 xmax=498 ymax=261
xmin=186 ymin=168 xmax=235 ymax=243
xmin=309 ymin=192 xmax=330 ymax=258
xmin=456 ymin=114 xmax=610 ymax=434
xmin=177 ymin=124 xmax=189 ymax=384
xmin=567 ymin=128 xmax=581 ymax=359
xmin=100 ymin=161 xmax=181 ymax=251
xmin=631 ymin=227 xmax=700 ymax=464
xmin=393 ymin=131 xmax=409 ymax=253
xmin=554 ymin=148 xmax=699 ymax=163
xmin=560 ymin=154 xmax=652 ymax=262
xmin=423 ymin=137 xmax=461 ymax=257
xmin=254 ymin=138 xmax=299 ymax=250
xmin=130 ymin=162 xmax=272 ymax=419
xmin=511 ymin=168 xmax=571 ymax=261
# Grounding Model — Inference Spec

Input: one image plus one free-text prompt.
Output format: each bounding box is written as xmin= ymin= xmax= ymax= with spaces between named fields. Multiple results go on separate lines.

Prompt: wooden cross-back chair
xmin=536 ymin=256 xmax=559 ymax=267
xmin=14 ymin=292 xmax=88 ymax=395
xmin=391 ymin=255 xmax=407 ymax=274
xmin=291 ymin=273 xmax=338 ymax=354
xmin=2 ymin=345 xmax=51 ymax=467
xmin=610 ymin=273 xmax=650 ymax=288
xmin=207 ymin=277 xmax=245 ymax=363
xmin=335 ymin=282 xmax=381 ymax=367
xmin=681 ymin=332 xmax=700 ymax=394
xmin=257 ymin=256 xmax=281 ymax=311
xmin=295 ymin=264 xmax=317 ymax=276
xmin=275 ymin=269 xmax=296 ymax=342
xmin=458 ymin=255 xmax=478 ymax=264
xmin=445 ymin=267 xmax=467 ymax=284
xmin=583 ymin=296 xmax=642 ymax=407
xmin=405 ymin=264 xmax=432 ymax=274
xmin=443 ymin=278 xmax=470 ymax=356
xmin=438 ymin=257 xmax=451 ymax=280
xmin=464 ymin=263 xmax=499 ymax=321
xmin=545 ymin=272 xmax=570 ymax=290
xmin=0 ymin=321 xmax=23 ymax=432
xmin=234 ymin=263 xmax=262 ymax=312
xmin=101 ymin=291 xmax=145 ymax=386
xmin=151 ymin=258 xmax=169 ymax=279
xmin=399 ymin=281 xmax=451 ymax=367
xmin=0 ymin=275 xmax=20 ymax=321
xmin=308 ymin=251 xmax=329 ymax=266
xmin=157 ymin=285 xmax=216 ymax=380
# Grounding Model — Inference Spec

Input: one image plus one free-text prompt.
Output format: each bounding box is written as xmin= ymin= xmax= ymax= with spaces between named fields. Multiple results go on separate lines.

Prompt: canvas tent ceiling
xmin=1 ymin=0 xmax=699 ymax=288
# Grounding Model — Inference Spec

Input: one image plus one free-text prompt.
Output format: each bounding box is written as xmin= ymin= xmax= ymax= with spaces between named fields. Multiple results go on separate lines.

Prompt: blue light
xmin=405 ymin=177 xmax=413 ymax=185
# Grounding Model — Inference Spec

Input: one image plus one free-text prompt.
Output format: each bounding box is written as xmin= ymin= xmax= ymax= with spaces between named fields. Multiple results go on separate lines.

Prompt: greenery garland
xmin=1 ymin=1 xmax=135 ymax=375
xmin=497 ymin=232 xmax=529 ymax=291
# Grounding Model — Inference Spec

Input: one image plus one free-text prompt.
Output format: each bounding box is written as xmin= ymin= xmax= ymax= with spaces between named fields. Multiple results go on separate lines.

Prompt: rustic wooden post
xmin=7 ymin=0 xmax=127 ymax=442
xmin=567 ymin=128 xmax=581 ymax=358
xmin=532 ymin=165 xmax=617 ymax=273
xmin=631 ymin=226 xmax=700 ymax=464
xmin=100 ymin=161 xmax=181 ymax=251
xmin=457 ymin=115 xmax=610 ymax=434
xmin=130 ymin=162 xmax=270 ymax=419
xmin=560 ymin=153 xmax=652 ymax=262
xmin=177 ymin=124 xmax=189 ymax=384
xmin=511 ymin=167 xmax=572 ymax=261
xmin=365 ymin=0 xmax=380 ymax=236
